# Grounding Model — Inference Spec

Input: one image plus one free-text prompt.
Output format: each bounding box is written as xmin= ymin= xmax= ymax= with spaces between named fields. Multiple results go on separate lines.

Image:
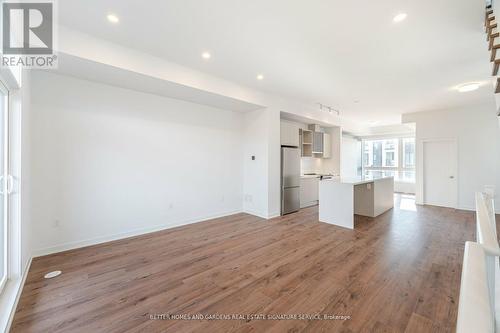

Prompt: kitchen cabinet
xmin=312 ymin=132 xmax=324 ymax=154
xmin=300 ymin=177 xmax=319 ymax=208
xmin=300 ymin=129 xmax=313 ymax=157
xmin=280 ymin=121 xmax=300 ymax=147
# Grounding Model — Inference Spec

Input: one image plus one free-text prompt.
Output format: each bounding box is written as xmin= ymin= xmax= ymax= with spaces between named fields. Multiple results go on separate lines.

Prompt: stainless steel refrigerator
xmin=281 ymin=146 xmax=301 ymax=215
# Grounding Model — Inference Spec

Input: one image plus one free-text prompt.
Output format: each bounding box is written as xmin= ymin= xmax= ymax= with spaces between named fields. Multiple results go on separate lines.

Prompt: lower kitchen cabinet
xmin=300 ymin=177 xmax=319 ymax=208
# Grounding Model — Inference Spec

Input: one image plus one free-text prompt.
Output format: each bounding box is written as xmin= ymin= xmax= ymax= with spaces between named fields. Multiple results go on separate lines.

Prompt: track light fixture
xmin=318 ymin=103 xmax=340 ymax=116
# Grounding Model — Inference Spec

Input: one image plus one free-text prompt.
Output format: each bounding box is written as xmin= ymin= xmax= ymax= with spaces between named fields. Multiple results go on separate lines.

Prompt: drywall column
xmin=242 ymin=107 xmax=281 ymax=219
xmin=242 ymin=108 xmax=270 ymax=218
xmin=267 ymin=107 xmax=281 ymax=218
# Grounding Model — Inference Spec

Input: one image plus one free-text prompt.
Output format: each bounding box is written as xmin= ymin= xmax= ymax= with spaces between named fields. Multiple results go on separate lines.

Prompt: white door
xmin=423 ymin=139 xmax=457 ymax=208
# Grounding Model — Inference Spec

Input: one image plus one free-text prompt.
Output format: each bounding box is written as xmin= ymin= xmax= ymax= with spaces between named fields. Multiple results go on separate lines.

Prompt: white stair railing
xmin=457 ymin=241 xmax=496 ymax=332
xmin=457 ymin=190 xmax=499 ymax=333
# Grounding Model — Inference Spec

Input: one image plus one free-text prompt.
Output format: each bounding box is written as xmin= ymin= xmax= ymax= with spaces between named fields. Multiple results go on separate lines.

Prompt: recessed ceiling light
xmin=201 ymin=52 xmax=211 ymax=59
xmin=457 ymin=82 xmax=480 ymax=93
xmin=393 ymin=13 xmax=407 ymax=23
xmin=107 ymin=14 xmax=119 ymax=23
xmin=257 ymin=74 xmax=264 ymax=80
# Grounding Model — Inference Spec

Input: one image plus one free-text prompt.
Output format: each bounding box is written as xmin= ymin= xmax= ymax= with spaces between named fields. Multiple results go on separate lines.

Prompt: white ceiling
xmin=49 ymin=54 xmax=264 ymax=113
xmin=59 ymin=0 xmax=492 ymax=124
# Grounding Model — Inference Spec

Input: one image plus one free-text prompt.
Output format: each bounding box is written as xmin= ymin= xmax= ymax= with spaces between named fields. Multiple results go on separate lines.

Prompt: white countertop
xmin=301 ymin=174 xmax=320 ymax=179
xmin=321 ymin=175 xmax=394 ymax=185
xmin=301 ymin=174 xmax=339 ymax=179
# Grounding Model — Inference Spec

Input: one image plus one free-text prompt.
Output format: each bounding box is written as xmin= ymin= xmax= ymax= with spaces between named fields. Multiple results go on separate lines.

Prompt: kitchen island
xmin=319 ymin=175 xmax=394 ymax=229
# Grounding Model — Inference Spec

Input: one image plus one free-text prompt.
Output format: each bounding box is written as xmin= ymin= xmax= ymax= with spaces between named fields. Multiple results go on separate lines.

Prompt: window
xmin=363 ymin=139 xmax=399 ymax=168
xmin=403 ymin=138 xmax=415 ymax=168
xmin=362 ymin=137 xmax=415 ymax=183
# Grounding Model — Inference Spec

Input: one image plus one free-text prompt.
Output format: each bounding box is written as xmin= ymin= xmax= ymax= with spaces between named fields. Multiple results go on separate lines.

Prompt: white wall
xmin=31 ymin=71 xmax=246 ymax=255
xmin=242 ymin=109 xmax=269 ymax=218
xmin=267 ymin=108 xmax=281 ymax=218
xmin=241 ymin=107 xmax=280 ymax=219
xmin=403 ymin=101 xmax=500 ymax=211
xmin=341 ymin=135 xmax=361 ymax=178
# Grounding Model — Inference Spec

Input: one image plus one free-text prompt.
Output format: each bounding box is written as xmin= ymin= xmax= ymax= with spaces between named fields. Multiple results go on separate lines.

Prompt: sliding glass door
xmin=0 ymin=81 xmax=8 ymax=293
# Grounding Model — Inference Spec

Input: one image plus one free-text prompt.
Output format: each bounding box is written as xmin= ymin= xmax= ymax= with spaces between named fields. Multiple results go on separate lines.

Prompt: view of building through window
xmin=403 ymin=138 xmax=415 ymax=168
xmin=362 ymin=137 xmax=415 ymax=182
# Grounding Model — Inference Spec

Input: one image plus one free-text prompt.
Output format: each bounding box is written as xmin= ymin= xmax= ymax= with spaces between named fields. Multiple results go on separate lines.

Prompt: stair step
xmin=486 ymin=9 xmax=494 ymax=21
xmin=488 ymin=30 xmax=499 ymax=42
xmin=492 ymin=59 xmax=500 ymax=76
xmin=486 ymin=16 xmax=495 ymax=27
xmin=490 ymin=33 xmax=500 ymax=49
xmin=487 ymin=24 xmax=498 ymax=38
xmin=491 ymin=44 xmax=500 ymax=61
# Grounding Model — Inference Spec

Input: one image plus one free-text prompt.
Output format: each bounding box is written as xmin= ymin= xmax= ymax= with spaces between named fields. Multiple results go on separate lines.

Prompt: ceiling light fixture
xmin=318 ymin=103 xmax=340 ymax=116
xmin=107 ymin=14 xmax=119 ymax=23
xmin=393 ymin=13 xmax=407 ymax=23
xmin=257 ymin=74 xmax=264 ymax=80
xmin=457 ymin=82 xmax=480 ymax=93
xmin=201 ymin=52 xmax=211 ymax=60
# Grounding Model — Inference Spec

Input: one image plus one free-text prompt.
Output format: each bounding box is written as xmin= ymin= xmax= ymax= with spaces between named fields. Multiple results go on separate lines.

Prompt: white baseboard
xmin=243 ymin=207 xmax=281 ymax=220
xmin=33 ymin=209 xmax=244 ymax=257
xmin=457 ymin=205 xmax=475 ymax=212
xmin=267 ymin=212 xmax=281 ymax=219
xmin=2 ymin=257 xmax=32 ymax=333
xmin=242 ymin=209 xmax=269 ymax=219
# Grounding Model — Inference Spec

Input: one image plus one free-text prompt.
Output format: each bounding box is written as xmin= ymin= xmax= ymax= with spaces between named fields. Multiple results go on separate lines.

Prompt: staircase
xmin=486 ymin=4 xmax=500 ymax=125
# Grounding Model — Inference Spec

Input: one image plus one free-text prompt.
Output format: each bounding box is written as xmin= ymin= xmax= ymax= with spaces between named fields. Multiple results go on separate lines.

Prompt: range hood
xmin=308 ymin=124 xmax=322 ymax=132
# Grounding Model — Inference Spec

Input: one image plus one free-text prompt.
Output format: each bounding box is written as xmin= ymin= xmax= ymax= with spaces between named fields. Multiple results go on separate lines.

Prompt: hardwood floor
xmin=12 ymin=194 xmax=478 ymax=333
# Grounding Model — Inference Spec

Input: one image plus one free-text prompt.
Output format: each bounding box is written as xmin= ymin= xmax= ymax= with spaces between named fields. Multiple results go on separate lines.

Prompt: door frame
xmin=418 ymin=137 xmax=458 ymax=208
xmin=0 ymin=79 xmax=8 ymax=294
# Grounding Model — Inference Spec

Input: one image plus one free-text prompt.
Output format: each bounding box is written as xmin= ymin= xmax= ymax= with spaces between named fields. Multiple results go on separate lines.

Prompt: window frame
xmin=0 ymin=80 xmax=8 ymax=294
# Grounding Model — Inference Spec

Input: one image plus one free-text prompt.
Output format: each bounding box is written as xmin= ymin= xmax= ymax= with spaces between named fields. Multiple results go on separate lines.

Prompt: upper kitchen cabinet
xmin=312 ymin=132 xmax=324 ymax=154
xmin=300 ymin=129 xmax=313 ymax=157
xmin=280 ymin=121 xmax=300 ymax=147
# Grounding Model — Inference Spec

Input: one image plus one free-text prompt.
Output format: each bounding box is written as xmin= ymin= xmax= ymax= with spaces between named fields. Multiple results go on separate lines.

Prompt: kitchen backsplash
xmin=301 ymin=157 xmax=327 ymax=175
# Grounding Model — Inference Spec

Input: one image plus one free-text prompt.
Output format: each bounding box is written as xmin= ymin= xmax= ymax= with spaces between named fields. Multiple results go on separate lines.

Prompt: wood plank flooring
xmin=11 ymin=194 xmax=479 ymax=332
